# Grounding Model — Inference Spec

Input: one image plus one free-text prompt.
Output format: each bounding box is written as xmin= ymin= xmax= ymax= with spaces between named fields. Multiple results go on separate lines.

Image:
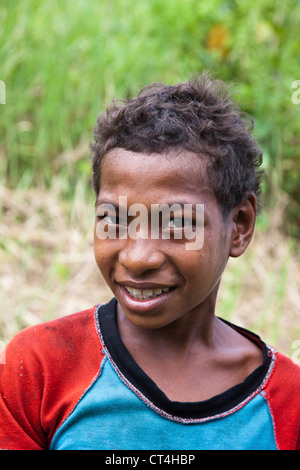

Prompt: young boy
xmin=1 ymin=73 xmax=299 ymax=450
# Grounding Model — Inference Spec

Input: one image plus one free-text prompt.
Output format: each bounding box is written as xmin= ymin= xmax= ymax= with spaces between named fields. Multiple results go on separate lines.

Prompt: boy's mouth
xmin=116 ymin=282 xmax=176 ymax=314
xmin=124 ymin=286 xmax=170 ymax=300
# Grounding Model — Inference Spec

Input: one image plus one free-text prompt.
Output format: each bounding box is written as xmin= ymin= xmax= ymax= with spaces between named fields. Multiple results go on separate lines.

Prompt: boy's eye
xmin=164 ymin=217 xmax=183 ymax=229
xmin=97 ymin=214 xmax=126 ymax=226
xmin=163 ymin=216 xmax=194 ymax=230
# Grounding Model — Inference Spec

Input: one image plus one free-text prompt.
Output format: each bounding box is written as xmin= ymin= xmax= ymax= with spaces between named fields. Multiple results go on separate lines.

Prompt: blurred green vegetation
xmin=1 ymin=0 xmax=300 ymax=235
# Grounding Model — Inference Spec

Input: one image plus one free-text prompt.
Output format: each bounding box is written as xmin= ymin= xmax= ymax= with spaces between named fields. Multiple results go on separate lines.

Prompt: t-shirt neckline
xmin=96 ymin=297 xmax=274 ymax=422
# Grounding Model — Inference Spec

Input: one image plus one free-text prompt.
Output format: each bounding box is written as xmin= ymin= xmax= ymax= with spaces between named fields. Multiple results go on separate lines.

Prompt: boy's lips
xmin=116 ymin=281 xmax=176 ymax=312
xmin=123 ymin=285 xmax=171 ymax=300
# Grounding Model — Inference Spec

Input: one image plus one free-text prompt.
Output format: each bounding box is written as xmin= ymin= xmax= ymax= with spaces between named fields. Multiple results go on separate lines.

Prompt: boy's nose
xmin=118 ymin=238 xmax=165 ymax=275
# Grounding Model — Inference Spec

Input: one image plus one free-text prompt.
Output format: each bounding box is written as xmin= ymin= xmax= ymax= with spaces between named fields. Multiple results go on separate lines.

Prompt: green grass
xmin=1 ymin=0 xmax=300 ymax=221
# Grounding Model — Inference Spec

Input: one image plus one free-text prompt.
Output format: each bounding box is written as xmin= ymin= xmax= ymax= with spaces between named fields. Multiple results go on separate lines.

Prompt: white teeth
xmin=124 ymin=286 xmax=170 ymax=300
xmin=143 ymin=289 xmax=154 ymax=295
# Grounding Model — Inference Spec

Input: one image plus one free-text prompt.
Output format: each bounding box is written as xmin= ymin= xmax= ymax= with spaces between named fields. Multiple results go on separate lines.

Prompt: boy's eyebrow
xmin=95 ymin=199 xmax=203 ymax=212
xmin=154 ymin=201 xmax=204 ymax=211
xmin=95 ymin=199 xmax=119 ymax=209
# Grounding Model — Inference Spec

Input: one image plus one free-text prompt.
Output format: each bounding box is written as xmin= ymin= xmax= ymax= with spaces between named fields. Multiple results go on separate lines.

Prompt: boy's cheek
xmin=93 ymin=241 xmax=117 ymax=278
xmin=93 ymin=254 xmax=112 ymax=288
xmin=93 ymin=241 xmax=107 ymax=269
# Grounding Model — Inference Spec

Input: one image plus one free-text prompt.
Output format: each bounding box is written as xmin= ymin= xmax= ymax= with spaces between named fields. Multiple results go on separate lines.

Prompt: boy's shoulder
xmin=275 ymin=349 xmax=300 ymax=374
xmin=263 ymin=349 xmax=300 ymax=450
xmin=0 ymin=306 xmax=105 ymax=449
xmin=2 ymin=305 xmax=105 ymax=388
xmin=5 ymin=306 xmax=100 ymax=358
xmin=265 ymin=348 xmax=300 ymax=394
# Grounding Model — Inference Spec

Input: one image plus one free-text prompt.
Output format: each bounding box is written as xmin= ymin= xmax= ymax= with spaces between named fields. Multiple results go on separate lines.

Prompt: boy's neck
xmin=116 ymin=298 xmax=219 ymax=357
xmin=115 ymin=299 xmax=264 ymax=403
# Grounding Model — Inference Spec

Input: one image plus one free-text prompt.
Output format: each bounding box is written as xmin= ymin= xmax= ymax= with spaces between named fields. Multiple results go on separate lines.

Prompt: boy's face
xmin=94 ymin=148 xmax=235 ymax=330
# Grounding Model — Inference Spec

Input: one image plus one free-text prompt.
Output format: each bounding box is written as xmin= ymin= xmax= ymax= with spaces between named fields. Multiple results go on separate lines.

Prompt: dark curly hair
xmin=90 ymin=72 xmax=263 ymax=217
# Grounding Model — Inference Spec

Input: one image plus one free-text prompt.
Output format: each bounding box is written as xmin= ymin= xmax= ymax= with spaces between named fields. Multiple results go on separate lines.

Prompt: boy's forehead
xmin=101 ymin=148 xmax=209 ymax=186
xmin=97 ymin=148 xmax=216 ymax=206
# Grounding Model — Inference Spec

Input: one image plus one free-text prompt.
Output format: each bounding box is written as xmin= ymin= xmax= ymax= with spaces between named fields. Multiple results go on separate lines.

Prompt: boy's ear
xmin=229 ymin=192 xmax=257 ymax=258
